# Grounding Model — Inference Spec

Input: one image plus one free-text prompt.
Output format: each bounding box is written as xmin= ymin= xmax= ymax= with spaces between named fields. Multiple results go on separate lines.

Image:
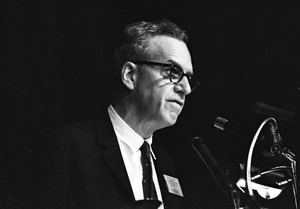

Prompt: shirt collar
xmin=108 ymin=105 xmax=156 ymax=159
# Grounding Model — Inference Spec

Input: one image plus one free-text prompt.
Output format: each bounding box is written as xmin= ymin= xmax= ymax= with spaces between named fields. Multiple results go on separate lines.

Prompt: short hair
xmin=114 ymin=19 xmax=189 ymax=71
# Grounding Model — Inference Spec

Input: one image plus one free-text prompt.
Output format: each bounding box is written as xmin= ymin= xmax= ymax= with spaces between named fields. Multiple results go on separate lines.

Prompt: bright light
xmin=236 ymin=178 xmax=283 ymax=199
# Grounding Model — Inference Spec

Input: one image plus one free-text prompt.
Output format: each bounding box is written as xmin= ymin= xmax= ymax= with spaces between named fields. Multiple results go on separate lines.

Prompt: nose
xmin=174 ymin=76 xmax=192 ymax=95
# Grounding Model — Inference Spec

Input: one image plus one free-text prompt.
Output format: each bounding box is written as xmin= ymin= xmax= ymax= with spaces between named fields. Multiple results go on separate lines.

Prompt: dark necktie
xmin=140 ymin=141 xmax=158 ymax=200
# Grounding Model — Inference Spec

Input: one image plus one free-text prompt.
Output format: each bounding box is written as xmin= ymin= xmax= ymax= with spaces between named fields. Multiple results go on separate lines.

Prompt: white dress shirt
xmin=108 ymin=105 xmax=163 ymax=208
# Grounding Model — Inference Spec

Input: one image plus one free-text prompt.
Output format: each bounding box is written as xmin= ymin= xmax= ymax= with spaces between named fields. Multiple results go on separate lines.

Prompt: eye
xmin=169 ymin=66 xmax=182 ymax=79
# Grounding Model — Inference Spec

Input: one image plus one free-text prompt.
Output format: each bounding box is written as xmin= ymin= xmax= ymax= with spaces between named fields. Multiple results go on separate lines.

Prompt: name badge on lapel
xmin=163 ymin=174 xmax=184 ymax=197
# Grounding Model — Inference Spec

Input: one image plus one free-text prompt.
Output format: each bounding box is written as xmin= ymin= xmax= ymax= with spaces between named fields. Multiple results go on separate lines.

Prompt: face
xmin=131 ymin=35 xmax=193 ymax=130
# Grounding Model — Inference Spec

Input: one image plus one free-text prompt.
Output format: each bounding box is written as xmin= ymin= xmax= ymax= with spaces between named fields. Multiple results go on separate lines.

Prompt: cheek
xmin=143 ymin=83 xmax=166 ymax=104
xmin=134 ymin=87 xmax=163 ymax=113
xmin=135 ymin=73 xmax=173 ymax=115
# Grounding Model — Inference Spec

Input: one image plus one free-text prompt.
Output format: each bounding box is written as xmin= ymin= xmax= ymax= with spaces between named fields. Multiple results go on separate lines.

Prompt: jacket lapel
xmin=94 ymin=113 xmax=135 ymax=201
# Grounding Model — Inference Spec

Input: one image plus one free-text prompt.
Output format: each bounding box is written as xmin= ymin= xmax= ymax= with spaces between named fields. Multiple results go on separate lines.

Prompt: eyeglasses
xmin=131 ymin=60 xmax=200 ymax=92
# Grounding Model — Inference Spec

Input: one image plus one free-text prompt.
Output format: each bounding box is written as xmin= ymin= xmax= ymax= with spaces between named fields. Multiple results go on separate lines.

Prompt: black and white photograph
xmin=2 ymin=1 xmax=300 ymax=208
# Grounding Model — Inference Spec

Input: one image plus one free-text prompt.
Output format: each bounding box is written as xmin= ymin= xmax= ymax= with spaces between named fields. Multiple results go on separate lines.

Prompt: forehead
xmin=146 ymin=36 xmax=193 ymax=73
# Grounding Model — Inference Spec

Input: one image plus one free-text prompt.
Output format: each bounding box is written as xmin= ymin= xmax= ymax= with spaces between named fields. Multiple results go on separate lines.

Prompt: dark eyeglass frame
xmin=131 ymin=60 xmax=200 ymax=92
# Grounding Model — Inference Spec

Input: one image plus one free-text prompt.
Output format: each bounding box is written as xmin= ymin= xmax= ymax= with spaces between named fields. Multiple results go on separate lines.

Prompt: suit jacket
xmin=39 ymin=111 xmax=182 ymax=209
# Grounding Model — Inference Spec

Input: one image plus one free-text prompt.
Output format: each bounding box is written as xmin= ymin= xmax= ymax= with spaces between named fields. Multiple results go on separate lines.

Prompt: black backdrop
xmin=2 ymin=1 xmax=300 ymax=208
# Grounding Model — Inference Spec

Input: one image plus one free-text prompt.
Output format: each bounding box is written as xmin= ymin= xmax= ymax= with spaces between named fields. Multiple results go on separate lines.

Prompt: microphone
xmin=268 ymin=122 xmax=282 ymax=155
xmin=191 ymin=137 xmax=237 ymax=193
xmin=254 ymin=102 xmax=296 ymax=123
xmin=214 ymin=116 xmax=255 ymax=141
xmin=191 ymin=137 xmax=241 ymax=209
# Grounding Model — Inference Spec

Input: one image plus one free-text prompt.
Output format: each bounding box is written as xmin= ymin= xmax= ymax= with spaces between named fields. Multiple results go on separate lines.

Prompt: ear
xmin=121 ymin=61 xmax=138 ymax=91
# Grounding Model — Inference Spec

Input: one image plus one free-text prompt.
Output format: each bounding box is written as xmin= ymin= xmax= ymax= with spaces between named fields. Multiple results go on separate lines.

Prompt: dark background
xmin=2 ymin=0 xmax=300 ymax=208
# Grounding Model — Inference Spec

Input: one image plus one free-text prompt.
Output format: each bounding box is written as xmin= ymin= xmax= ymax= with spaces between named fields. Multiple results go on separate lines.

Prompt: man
xmin=40 ymin=19 xmax=199 ymax=209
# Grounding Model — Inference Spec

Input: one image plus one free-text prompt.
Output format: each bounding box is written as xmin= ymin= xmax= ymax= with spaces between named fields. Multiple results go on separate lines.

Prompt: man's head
xmin=112 ymin=19 xmax=198 ymax=137
xmin=114 ymin=19 xmax=189 ymax=71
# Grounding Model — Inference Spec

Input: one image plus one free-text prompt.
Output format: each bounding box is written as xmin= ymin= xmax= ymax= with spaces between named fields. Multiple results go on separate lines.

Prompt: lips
xmin=168 ymin=99 xmax=184 ymax=107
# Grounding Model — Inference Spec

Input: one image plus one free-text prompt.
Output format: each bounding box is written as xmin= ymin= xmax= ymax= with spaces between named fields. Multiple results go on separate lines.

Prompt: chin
xmin=157 ymin=110 xmax=180 ymax=129
xmin=164 ymin=112 xmax=179 ymax=127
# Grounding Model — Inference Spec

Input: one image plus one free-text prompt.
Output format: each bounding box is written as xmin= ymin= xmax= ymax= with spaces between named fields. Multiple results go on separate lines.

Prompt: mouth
xmin=168 ymin=99 xmax=184 ymax=107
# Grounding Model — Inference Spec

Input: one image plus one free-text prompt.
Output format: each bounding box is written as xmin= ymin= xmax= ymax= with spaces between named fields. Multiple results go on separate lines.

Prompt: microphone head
xmin=214 ymin=116 xmax=228 ymax=131
xmin=254 ymin=102 xmax=295 ymax=122
xmin=191 ymin=137 xmax=204 ymax=149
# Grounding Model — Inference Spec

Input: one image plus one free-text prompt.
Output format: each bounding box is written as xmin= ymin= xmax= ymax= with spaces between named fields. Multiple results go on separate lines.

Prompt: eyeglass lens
xmin=169 ymin=67 xmax=199 ymax=91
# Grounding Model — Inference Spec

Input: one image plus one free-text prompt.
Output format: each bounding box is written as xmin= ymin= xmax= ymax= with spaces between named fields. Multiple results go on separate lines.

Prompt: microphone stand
xmin=278 ymin=148 xmax=298 ymax=209
xmin=245 ymin=117 xmax=298 ymax=209
xmin=227 ymin=183 xmax=242 ymax=209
